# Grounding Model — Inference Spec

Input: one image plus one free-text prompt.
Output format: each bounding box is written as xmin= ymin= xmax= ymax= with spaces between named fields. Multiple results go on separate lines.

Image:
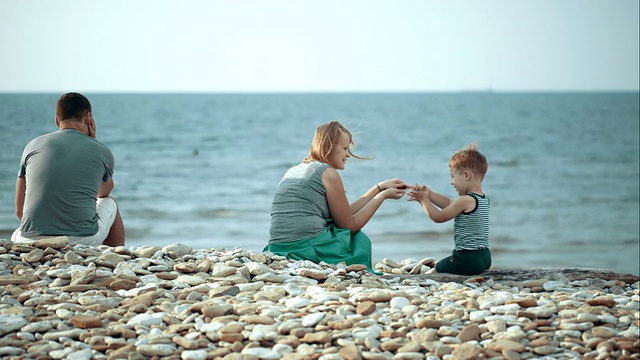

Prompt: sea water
xmin=1 ymin=92 xmax=638 ymax=274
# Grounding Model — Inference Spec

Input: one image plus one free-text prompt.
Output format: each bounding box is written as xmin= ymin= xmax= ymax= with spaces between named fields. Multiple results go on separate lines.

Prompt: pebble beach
xmin=0 ymin=237 xmax=638 ymax=360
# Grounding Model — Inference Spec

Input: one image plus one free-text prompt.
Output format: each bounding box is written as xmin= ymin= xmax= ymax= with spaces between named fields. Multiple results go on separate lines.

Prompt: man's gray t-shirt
xmin=269 ymin=161 xmax=331 ymax=243
xmin=18 ymin=129 xmax=114 ymax=237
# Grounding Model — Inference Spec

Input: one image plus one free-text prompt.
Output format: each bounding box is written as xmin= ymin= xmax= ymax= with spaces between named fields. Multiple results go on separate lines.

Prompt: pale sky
xmin=1 ymin=0 xmax=638 ymax=93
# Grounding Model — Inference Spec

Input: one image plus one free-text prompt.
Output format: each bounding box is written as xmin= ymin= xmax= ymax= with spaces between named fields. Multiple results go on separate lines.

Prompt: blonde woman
xmin=264 ymin=121 xmax=409 ymax=273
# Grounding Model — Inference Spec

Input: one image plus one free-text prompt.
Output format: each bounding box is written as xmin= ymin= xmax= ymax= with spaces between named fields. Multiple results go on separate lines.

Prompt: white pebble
xmin=0 ymin=314 xmax=28 ymax=336
xmin=242 ymin=347 xmax=282 ymax=359
xmin=301 ymin=312 xmax=326 ymax=327
xmin=390 ymin=296 xmax=410 ymax=309
xmin=176 ymin=275 xmax=205 ymax=286
xmin=181 ymin=349 xmax=208 ymax=360
xmin=543 ymin=281 xmax=566 ymax=291
xmin=127 ymin=313 xmax=166 ymax=326
xmin=285 ymin=297 xmax=310 ymax=308
xmin=67 ymin=348 xmax=93 ymax=360
xmin=469 ymin=311 xmax=487 ymax=322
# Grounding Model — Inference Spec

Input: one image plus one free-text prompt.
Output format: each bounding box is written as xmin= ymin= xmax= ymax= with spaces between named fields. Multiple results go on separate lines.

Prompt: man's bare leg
xmin=102 ymin=207 xmax=124 ymax=247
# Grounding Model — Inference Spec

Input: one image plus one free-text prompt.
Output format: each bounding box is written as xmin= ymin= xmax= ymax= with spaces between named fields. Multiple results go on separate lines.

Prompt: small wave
xmin=196 ymin=209 xmax=241 ymax=218
xmin=489 ymin=246 xmax=516 ymax=254
xmin=490 ymin=234 xmax=519 ymax=244
xmin=492 ymin=159 xmax=520 ymax=167
xmin=382 ymin=229 xmax=452 ymax=236
xmin=558 ymin=238 xmax=640 ymax=247
xmin=127 ymin=209 xmax=175 ymax=219
xmin=622 ymin=238 xmax=640 ymax=246
xmin=119 ymin=227 xmax=150 ymax=240
xmin=0 ymin=228 xmax=15 ymax=239
xmin=371 ymin=230 xmax=453 ymax=243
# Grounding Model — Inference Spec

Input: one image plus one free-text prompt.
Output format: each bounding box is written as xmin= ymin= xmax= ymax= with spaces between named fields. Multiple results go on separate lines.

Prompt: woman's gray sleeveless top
xmin=269 ymin=161 xmax=331 ymax=243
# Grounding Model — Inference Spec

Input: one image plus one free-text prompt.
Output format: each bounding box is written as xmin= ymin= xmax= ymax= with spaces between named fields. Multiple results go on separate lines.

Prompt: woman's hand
xmin=372 ymin=179 xmax=407 ymax=200
xmin=408 ymin=183 xmax=430 ymax=202
xmin=378 ymin=187 xmax=408 ymax=200
xmin=377 ymin=178 xmax=411 ymax=192
xmin=374 ymin=178 xmax=411 ymax=200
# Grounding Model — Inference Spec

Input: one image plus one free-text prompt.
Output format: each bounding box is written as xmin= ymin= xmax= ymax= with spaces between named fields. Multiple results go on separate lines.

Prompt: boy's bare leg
xmin=102 ymin=208 xmax=125 ymax=247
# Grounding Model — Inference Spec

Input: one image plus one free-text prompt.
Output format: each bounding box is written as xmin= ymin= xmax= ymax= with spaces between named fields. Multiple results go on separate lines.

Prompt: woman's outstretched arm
xmin=349 ymin=178 xmax=410 ymax=214
xmin=324 ymin=169 xmax=407 ymax=233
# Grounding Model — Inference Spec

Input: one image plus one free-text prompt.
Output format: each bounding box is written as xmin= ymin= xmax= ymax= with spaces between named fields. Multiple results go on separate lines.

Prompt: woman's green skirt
xmin=263 ymin=225 xmax=379 ymax=274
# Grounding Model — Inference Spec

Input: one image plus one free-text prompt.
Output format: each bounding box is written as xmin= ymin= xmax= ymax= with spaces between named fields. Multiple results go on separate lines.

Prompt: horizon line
xmin=0 ymin=89 xmax=639 ymax=95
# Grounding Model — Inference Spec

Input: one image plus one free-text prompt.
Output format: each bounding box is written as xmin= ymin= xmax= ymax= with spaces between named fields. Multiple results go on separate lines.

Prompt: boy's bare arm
xmin=428 ymin=189 xmax=452 ymax=209
xmin=409 ymin=185 xmax=446 ymax=222
xmin=428 ymin=195 xmax=475 ymax=223
xmin=420 ymin=199 xmax=442 ymax=222
xmin=408 ymin=184 xmax=451 ymax=209
xmin=410 ymin=185 xmax=474 ymax=223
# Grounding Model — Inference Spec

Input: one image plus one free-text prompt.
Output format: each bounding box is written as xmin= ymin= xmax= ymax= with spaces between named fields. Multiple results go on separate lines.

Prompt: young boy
xmin=409 ymin=144 xmax=491 ymax=275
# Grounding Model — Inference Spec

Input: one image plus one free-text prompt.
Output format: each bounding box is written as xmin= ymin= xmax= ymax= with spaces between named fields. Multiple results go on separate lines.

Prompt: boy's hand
xmin=408 ymin=183 xmax=430 ymax=202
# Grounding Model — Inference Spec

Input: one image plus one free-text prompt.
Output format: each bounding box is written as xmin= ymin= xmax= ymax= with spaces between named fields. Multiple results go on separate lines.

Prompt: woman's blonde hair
xmin=449 ymin=143 xmax=488 ymax=177
xmin=304 ymin=121 xmax=371 ymax=163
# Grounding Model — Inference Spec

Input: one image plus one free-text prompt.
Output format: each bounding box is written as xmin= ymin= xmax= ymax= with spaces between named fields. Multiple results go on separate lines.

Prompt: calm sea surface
xmin=1 ymin=93 xmax=638 ymax=275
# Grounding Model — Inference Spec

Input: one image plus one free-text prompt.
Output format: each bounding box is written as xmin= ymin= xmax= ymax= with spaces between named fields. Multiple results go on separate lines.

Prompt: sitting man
xmin=12 ymin=92 xmax=125 ymax=247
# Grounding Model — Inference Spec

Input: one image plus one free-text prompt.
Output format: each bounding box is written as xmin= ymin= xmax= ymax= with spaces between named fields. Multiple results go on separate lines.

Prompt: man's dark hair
xmin=56 ymin=92 xmax=92 ymax=121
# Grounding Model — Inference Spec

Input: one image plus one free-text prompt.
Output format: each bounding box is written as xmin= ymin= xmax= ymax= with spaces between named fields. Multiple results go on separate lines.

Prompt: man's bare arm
xmin=15 ymin=177 xmax=26 ymax=220
xmin=98 ymin=178 xmax=114 ymax=198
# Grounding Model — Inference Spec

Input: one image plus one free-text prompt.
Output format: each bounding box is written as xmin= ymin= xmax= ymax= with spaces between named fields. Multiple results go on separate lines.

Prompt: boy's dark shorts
xmin=435 ymin=248 xmax=492 ymax=275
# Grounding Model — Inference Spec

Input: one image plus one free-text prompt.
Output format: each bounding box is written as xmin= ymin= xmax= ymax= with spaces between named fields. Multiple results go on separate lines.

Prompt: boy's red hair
xmin=449 ymin=143 xmax=488 ymax=177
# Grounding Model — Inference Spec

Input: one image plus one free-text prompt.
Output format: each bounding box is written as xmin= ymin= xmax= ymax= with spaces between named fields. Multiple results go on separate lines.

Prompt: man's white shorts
xmin=12 ymin=197 xmax=118 ymax=247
